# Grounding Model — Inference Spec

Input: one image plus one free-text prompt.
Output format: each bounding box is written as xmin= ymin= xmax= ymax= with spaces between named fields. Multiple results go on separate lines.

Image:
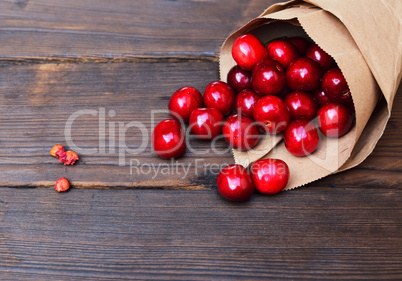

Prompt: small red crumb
xmin=60 ymin=151 xmax=79 ymax=165
xmin=54 ymin=177 xmax=70 ymax=192
xmin=58 ymin=152 xmax=67 ymax=163
xmin=50 ymin=144 xmax=65 ymax=158
xmin=64 ymin=151 xmax=80 ymax=165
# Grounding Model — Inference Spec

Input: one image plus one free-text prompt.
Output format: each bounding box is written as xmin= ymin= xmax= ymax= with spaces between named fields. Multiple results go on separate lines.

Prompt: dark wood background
xmin=0 ymin=0 xmax=400 ymax=279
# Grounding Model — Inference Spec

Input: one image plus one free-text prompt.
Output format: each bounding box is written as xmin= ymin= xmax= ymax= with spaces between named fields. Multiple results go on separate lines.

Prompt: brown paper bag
xmin=220 ymin=0 xmax=401 ymax=190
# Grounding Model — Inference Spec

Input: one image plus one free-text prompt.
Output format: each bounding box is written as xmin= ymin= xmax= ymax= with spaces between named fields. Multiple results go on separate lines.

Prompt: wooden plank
xmin=0 ymin=62 xmax=401 ymax=189
xmin=0 ymin=61 xmax=232 ymax=188
xmin=0 ymin=1 xmax=399 ymax=280
xmin=0 ymin=187 xmax=400 ymax=280
xmin=0 ymin=0 xmax=273 ymax=59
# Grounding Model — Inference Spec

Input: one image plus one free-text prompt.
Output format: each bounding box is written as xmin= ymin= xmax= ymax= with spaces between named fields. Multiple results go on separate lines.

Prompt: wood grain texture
xmin=0 ymin=0 xmax=273 ymax=60
xmin=0 ymin=187 xmax=400 ymax=280
xmin=0 ymin=0 xmax=400 ymax=279
xmin=0 ymin=61 xmax=231 ymax=188
xmin=0 ymin=62 xmax=400 ymax=189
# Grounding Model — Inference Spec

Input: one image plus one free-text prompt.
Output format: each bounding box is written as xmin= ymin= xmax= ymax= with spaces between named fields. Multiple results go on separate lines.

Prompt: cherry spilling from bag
xmin=152 ymin=34 xmax=355 ymax=202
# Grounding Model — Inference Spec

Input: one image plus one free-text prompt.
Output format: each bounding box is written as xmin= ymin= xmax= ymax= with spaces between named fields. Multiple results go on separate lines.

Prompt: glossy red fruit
xmin=235 ymin=89 xmax=260 ymax=118
xmin=222 ymin=114 xmax=260 ymax=151
xmin=306 ymin=43 xmax=336 ymax=72
xmin=232 ymin=34 xmax=268 ymax=71
xmin=284 ymin=91 xmax=318 ymax=120
xmin=321 ymin=68 xmax=353 ymax=105
xmin=227 ymin=65 xmax=252 ymax=93
xmin=266 ymin=39 xmax=300 ymax=68
xmin=203 ymin=81 xmax=236 ymax=116
xmin=251 ymin=58 xmax=286 ymax=96
xmin=217 ymin=164 xmax=254 ymax=202
xmin=189 ymin=108 xmax=224 ymax=140
xmin=250 ymin=159 xmax=290 ymax=195
xmin=286 ymin=58 xmax=322 ymax=91
xmin=152 ymin=119 xmax=186 ymax=159
xmin=253 ymin=95 xmax=290 ymax=134
xmin=284 ymin=119 xmax=319 ymax=156
xmin=287 ymin=36 xmax=310 ymax=56
xmin=168 ymin=86 xmax=203 ymax=122
xmin=317 ymin=103 xmax=354 ymax=137
xmin=312 ymin=87 xmax=331 ymax=107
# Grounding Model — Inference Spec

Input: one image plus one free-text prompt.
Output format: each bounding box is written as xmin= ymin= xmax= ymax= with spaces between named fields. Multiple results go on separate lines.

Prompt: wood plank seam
xmin=0 ymin=55 xmax=219 ymax=65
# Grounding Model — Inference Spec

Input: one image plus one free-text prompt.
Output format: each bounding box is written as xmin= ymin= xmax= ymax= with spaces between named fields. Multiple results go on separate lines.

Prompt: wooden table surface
xmin=0 ymin=0 xmax=401 ymax=279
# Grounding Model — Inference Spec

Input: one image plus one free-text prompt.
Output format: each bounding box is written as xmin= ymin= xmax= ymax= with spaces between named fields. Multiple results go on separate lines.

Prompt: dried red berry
xmin=50 ymin=144 xmax=65 ymax=158
xmin=54 ymin=177 xmax=70 ymax=192
xmin=59 ymin=151 xmax=79 ymax=165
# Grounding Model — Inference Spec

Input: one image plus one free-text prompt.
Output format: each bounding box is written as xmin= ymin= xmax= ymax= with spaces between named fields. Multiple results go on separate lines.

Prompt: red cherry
xmin=251 ymin=58 xmax=286 ymax=96
xmin=321 ymin=68 xmax=353 ymax=105
xmin=189 ymin=108 xmax=224 ymax=140
xmin=306 ymin=43 xmax=336 ymax=72
xmin=235 ymin=89 xmax=260 ymax=118
xmin=253 ymin=95 xmax=290 ymax=134
xmin=287 ymin=37 xmax=310 ymax=56
xmin=284 ymin=91 xmax=318 ymax=120
xmin=284 ymin=119 xmax=319 ymax=156
xmin=317 ymin=103 xmax=354 ymax=137
xmin=266 ymin=39 xmax=300 ymax=68
xmin=231 ymin=34 xmax=268 ymax=71
xmin=152 ymin=119 xmax=186 ymax=159
xmin=168 ymin=86 xmax=203 ymax=122
xmin=217 ymin=164 xmax=254 ymax=202
xmin=222 ymin=114 xmax=260 ymax=151
xmin=250 ymin=159 xmax=290 ymax=195
xmin=227 ymin=65 xmax=251 ymax=93
xmin=203 ymin=81 xmax=236 ymax=116
xmin=312 ymin=87 xmax=331 ymax=107
xmin=286 ymin=58 xmax=322 ymax=91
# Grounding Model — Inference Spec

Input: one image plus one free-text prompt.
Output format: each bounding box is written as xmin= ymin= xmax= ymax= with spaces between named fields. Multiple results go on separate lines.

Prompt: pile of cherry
xmin=152 ymin=34 xmax=355 ymax=202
